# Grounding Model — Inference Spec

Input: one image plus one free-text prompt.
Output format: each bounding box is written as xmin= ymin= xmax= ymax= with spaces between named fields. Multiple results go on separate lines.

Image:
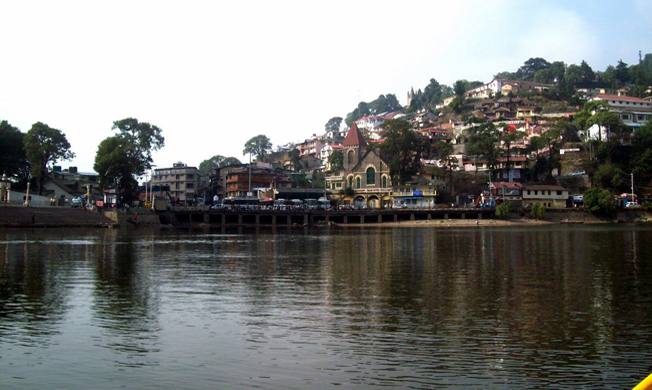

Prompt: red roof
xmin=343 ymin=123 xmax=367 ymax=147
xmin=594 ymin=94 xmax=651 ymax=104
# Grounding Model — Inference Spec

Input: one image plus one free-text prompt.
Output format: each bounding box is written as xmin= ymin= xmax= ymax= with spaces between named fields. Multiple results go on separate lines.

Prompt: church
xmin=326 ymin=123 xmax=393 ymax=208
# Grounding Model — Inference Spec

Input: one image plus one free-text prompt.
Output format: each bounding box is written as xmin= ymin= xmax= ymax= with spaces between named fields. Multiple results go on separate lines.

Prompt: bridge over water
xmin=169 ymin=207 xmax=495 ymax=226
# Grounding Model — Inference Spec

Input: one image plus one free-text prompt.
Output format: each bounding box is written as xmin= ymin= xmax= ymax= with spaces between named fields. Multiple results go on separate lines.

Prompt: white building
xmin=586 ymin=94 xmax=652 ymax=142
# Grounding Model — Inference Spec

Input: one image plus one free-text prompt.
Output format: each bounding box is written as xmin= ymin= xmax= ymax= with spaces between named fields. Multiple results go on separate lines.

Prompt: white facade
xmin=586 ymin=95 xmax=652 ymax=141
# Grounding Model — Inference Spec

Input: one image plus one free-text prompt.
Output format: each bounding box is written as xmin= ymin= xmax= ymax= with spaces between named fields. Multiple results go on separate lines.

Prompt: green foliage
xmin=288 ymin=149 xmax=302 ymax=172
xmin=345 ymin=94 xmax=401 ymax=126
xmin=24 ymin=122 xmax=75 ymax=194
xmin=325 ymin=117 xmax=342 ymax=133
xmin=0 ymin=120 xmax=29 ymax=180
xmin=243 ymin=135 xmax=272 ymax=162
xmin=495 ymin=201 xmax=515 ymax=218
xmin=583 ymin=187 xmax=616 ymax=216
xmin=340 ymin=186 xmax=355 ymax=196
xmin=328 ymin=149 xmax=343 ymax=171
xmin=530 ymin=203 xmax=546 ymax=219
xmin=112 ymin=118 xmax=164 ymax=176
xmin=94 ymin=135 xmax=137 ymax=200
xmin=198 ymin=155 xmax=241 ymax=174
xmin=465 ymin=122 xmax=501 ymax=177
xmin=379 ymin=119 xmax=427 ymax=184
xmin=517 ymin=57 xmax=551 ymax=81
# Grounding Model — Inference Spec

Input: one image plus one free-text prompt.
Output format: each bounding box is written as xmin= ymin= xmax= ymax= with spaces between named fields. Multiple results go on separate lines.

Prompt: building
xmin=152 ymin=163 xmax=201 ymax=204
xmin=586 ymin=95 xmax=652 ymax=142
xmin=465 ymin=78 xmax=554 ymax=100
xmin=325 ymin=123 xmax=392 ymax=208
xmin=224 ymin=166 xmax=293 ymax=199
xmin=522 ymin=185 xmax=569 ymax=208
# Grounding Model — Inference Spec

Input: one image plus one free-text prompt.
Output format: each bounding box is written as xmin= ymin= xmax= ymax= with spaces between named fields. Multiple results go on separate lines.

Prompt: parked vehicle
xmin=70 ymin=197 xmax=83 ymax=208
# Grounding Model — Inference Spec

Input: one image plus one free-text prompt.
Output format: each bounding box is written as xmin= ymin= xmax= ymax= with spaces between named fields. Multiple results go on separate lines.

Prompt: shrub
xmin=495 ymin=201 xmax=515 ymax=218
xmin=530 ymin=203 xmax=546 ymax=219
xmin=583 ymin=187 xmax=616 ymax=216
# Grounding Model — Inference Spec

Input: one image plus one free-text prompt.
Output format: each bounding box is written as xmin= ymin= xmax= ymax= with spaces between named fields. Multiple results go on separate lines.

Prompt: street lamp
xmin=150 ymin=165 xmax=157 ymax=209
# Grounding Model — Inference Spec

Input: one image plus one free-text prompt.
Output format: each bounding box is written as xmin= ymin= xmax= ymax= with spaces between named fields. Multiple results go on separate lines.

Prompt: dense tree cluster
xmin=344 ymin=94 xmax=402 ymax=126
xmin=495 ymin=53 xmax=652 ymax=100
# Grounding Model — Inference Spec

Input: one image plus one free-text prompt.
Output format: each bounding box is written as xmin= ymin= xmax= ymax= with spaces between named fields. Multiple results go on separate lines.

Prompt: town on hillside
xmin=2 ymin=56 xmax=652 ymax=215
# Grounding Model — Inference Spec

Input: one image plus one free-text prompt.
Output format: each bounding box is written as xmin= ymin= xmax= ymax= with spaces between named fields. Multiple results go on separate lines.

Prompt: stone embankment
xmin=0 ymin=206 xmax=118 ymax=228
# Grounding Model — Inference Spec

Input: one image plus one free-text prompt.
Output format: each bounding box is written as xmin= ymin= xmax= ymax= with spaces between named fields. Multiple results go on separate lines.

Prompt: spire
xmin=343 ymin=122 xmax=367 ymax=147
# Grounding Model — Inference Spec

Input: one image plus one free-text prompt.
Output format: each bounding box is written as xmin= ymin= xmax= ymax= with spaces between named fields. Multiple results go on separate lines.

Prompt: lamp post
xmin=150 ymin=165 xmax=157 ymax=209
xmin=24 ymin=182 xmax=30 ymax=207
xmin=248 ymin=153 xmax=252 ymax=198
xmin=631 ymin=172 xmax=635 ymax=205
xmin=144 ymin=171 xmax=149 ymax=207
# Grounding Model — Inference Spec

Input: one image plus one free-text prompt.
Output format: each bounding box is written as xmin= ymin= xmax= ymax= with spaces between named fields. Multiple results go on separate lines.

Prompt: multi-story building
xmin=224 ymin=166 xmax=293 ymax=199
xmin=152 ymin=163 xmax=201 ymax=204
xmin=522 ymin=185 xmax=569 ymax=208
xmin=586 ymin=94 xmax=652 ymax=142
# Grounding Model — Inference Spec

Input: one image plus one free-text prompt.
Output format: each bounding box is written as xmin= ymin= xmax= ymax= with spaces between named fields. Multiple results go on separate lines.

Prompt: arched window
xmin=366 ymin=167 xmax=376 ymax=185
xmin=347 ymin=150 xmax=355 ymax=165
xmin=348 ymin=176 xmax=353 ymax=188
xmin=356 ymin=177 xmax=361 ymax=189
xmin=382 ymin=175 xmax=387 ymax=188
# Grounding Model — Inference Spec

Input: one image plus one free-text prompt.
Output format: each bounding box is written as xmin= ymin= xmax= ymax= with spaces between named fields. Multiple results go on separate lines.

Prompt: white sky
xmin=1 ymin=0 xmax=651 ymax=173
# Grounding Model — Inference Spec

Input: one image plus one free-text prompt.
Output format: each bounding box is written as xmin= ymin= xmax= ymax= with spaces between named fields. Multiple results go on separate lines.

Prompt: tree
xmin=517 ymin=57 xmax=551 ymax=81
xmin=94 ymin=136 xmax=137 ymax=202
xmin=530 ymin=203 xmax=546 ymax=219
xmin=575 ymin=100 xmax=624 ymax=142
xmin=0 ymin=120 xmax=29 ymax=180
xmin=433 ymin=140 xmax=457 ymax=194
xmin=111 ymin=118 xmax=164 ymax=176
xmin=325 ymin=117 xmax=342 ymax=133
xmin=328 ymin=149 xmax=343 ymax=171
xmin=379 ymin=119 xmax=427 ymax=184
xmin=288 ymin=149 xmax=302 ymax=171
xmin=243 ymin=135 xmax=272 ymax=162
xmin=24 ymin=122 xmax=75 ymax=194
xmin=465 ymin=122 xmax=501 ymax=178
xmin=198 ymin=155 xmax=242 ymax=174
xmin=583 ymin=187 xmax=616 ymax=216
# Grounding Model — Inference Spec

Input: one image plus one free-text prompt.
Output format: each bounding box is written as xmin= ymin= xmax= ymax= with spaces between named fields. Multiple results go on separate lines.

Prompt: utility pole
xmin=248 ymin=153 xmax=252 ymax=198
xmin=631 ymin=172 xmax=635 ymax=205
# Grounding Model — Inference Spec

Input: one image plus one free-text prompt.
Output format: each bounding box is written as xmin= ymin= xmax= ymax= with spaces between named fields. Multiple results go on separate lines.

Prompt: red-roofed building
xmin=326 ymin=122 xmax=392 ymax=208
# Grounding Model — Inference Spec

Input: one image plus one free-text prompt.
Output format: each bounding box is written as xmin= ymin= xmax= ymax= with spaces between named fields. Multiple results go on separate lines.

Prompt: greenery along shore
xmin=1 ymin=54 xmax=652 ymax=214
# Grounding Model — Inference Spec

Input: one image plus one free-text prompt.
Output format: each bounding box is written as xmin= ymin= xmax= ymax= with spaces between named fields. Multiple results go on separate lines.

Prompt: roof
xmin=342 ymin=123 xmax=367 ymax=147
xmin=523 ymin=185 xmax=567 ymax=191
xmin=593 ymin=94 xmax=651 ymax=104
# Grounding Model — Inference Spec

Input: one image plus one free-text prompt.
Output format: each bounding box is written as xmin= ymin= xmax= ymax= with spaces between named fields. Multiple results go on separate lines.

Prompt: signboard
xmin=247 ymin=192 xmax=253 ymax=197
xmin=413 ymin=190 xmax=423 ymax=196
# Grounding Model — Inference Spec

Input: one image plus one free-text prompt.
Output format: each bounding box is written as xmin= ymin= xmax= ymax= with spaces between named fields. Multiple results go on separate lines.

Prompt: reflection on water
xmin=0 ymin=225 xmax=651 ymax=389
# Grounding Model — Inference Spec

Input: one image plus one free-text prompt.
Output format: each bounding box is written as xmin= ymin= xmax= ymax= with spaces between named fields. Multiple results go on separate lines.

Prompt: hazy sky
xmin=1 ymin=0 xmax=651 ymax=173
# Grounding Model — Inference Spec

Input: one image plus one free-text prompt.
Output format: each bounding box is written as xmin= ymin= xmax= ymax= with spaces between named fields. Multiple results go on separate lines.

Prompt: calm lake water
xmin=1 ymin=225 xmax=651 ymax=389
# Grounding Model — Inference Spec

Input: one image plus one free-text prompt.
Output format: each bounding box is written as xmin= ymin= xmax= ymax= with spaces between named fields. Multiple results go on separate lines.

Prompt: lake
xmin=1 ymin=225 xmax=651 ymax=389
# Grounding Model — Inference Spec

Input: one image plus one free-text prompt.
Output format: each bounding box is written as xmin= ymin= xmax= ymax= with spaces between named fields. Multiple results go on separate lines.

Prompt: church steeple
xmin=343 ymin=123 xmax=367 ymax=170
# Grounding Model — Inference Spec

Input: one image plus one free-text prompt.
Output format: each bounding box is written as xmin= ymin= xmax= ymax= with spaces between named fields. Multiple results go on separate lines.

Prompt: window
xmin=382 ymin=176 xmax=387 ymax=188
xmin=356 ymin=177 xmax=361 ymax=189
xmin=366 ymin=167 xmax=376 ymax=185
xmin=175 ymin=175 xmax=180 ymax=180
xmin=348 ymin=177 xmax=353 ymax=188
xmin=557 ymin=191 xmax=562 ymax=195
xmin=187 ymin=174 xmax=194 ymax=179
